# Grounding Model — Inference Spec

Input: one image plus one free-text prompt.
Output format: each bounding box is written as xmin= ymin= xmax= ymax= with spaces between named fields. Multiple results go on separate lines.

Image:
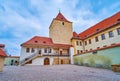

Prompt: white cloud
xmin=0 ymin=0 xmax=120 ymax=55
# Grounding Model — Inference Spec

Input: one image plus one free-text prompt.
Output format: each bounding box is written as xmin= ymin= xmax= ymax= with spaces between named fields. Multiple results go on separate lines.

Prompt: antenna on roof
xmin=59 ymin=8 xmax=61 ymax=13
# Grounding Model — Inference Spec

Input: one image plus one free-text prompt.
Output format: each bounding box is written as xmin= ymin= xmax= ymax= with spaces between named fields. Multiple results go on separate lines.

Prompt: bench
xmin=111 ymin=64 xmax=120 ymax=72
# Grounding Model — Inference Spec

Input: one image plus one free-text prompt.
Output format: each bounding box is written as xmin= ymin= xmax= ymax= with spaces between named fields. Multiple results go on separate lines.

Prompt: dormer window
xmin=35 ymin=41 xmax=38 ymax=43
xmin=96 ymin=28 xmax=100 ymax=32
xmin=117 ymin=19 xmax=120 ymax=23
xmin=43 ymin=41 xmax=46 ymax=44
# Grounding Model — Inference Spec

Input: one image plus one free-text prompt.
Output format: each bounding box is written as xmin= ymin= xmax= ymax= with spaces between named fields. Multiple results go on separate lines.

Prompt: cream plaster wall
xmin=0 ymin=57 xmax=5 ymax=72
xmin=84 ymin=24 xmax=120 ymax=51
xmin=49 ymin=19 xmax=73 ymax=44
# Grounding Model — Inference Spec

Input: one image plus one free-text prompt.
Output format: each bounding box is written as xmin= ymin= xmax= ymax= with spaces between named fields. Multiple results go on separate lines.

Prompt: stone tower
xmin=49 ymin=12 xmax=73 ymax=44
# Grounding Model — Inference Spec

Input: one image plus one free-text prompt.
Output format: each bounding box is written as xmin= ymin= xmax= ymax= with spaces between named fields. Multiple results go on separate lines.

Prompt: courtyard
xmin=0 ymin=65 xmax=120 ymax=81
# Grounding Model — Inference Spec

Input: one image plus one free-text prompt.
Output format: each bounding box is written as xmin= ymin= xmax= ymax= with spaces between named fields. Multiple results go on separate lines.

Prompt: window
xmin=77 ymin=50 xmax=79 ymax=54
xmin=88 ymin=39 xmax=91 ymax=44
xmin=62 ymin=22 xmax=64 ymax=25
xmin=109 ymin=31 xmax=114 ymax=37
xmin=95 ymin=36 xmax=99 ymax=42
xmin=117 ymin=28 xmax=120 ymax=35
xmin=44 ymin=48 xmax=47 ymax=53
xmin=76 ymin=41 xmax=79 ymax=46
xmin=101 ymin=34 xmax=105 ymax=40
xmin=31 ymin=48 xmax=35 ymax=53
xmin=80 ymin=42 xmax=82 ymax=46
xmin=26 ymin=48 xmax=30 ymax=53
xmin=85 ymin=41 xmax=87 ymax=45
xmin=48 ymin=48 xmax=51 ymax=53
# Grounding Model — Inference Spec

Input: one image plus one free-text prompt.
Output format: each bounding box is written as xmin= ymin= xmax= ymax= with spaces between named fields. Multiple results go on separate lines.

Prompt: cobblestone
xmin=0 ymin=65 xmax=120 ymax=81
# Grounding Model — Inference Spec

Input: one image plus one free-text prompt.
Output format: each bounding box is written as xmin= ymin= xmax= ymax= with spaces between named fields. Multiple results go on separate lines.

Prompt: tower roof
xmin=55 ymin=12 xmax=70 ymax=22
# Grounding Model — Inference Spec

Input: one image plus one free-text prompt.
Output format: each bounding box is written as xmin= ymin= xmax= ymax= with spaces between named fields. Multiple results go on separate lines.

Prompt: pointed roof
xmin=55 ymin=12 xmax=70 ymax=22
xmin=79 ymin=11 xmax=120 ymax=39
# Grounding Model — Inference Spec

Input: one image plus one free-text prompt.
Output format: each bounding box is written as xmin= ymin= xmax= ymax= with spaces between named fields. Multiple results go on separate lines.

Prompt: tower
xmin=49 ymin=12 xmax=73 ymax=44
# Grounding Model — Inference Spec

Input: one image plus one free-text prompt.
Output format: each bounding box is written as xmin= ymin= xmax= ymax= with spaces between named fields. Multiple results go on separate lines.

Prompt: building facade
xmin=4 ymin=56 xmax=19 ymax=66
xmin=72 ymin=12 xmax=120 ymax=69
xmin=20 ymin=11 xmax=120 ymax=68
xmin=0 ymin=44 xmax=7 ymax=71
xmin=20 ymin=12 xmax=74 ymax=66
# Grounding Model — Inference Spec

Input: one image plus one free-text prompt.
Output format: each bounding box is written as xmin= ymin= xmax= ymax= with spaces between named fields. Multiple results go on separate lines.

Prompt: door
xmin=39 ymin=50 xmax=41 ymax=55
xmin=60 ymin=51 xmax=62 ymax=55
xmin=44 ymin=58 xmax=49 ymax=65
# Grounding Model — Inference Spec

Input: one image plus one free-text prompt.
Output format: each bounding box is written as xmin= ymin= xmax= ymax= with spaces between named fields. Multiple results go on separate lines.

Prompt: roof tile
xmin=0 ymin=49 xmax=7 ymax=57
xmin=79 ymin=11 xmax=120 ymax=39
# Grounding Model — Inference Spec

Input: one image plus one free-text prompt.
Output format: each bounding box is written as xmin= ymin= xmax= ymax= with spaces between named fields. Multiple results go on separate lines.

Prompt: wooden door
xmin=60 ymin=51 xmax=62 ymax=55
xmin=44 ymin=58 xmax=49 ymax=65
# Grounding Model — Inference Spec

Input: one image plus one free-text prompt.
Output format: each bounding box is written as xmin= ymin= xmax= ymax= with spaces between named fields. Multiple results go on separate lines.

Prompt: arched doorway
xmin=44 ymin=58 xmax=49 ymax=65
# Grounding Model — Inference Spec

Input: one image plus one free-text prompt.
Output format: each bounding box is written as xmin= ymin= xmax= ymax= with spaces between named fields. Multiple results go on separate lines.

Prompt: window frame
xmin=95 ymin=36 xmax=99 ymax=42
xmin=44 ymin=48 xmax=47 ymax=53
xmin=76 ymin=41 xmax=79 ymax=46
xmin=31 ymin=48 xmax=35 ymax=53
xmin=84 ymin=41 xmax=87 ymax=45
xmin=88 ymin=39 xmax=91 ymax=44
xmin=109 ymin=31 xmax=114 ymax=37
xmin=26 ymin=48 xmax=30 ymax=53
xmin=101 ymin=34 xmax=106 ymax=40
xmin=117 ymin=27 xmax=120 ymax=35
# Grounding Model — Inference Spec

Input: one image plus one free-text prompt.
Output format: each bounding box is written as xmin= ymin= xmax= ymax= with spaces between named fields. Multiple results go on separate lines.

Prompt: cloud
xmin=0 ymin=0 xmax=120 ymax=56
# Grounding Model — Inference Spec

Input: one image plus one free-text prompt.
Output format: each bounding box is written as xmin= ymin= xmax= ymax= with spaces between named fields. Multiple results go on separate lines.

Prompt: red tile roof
xmin=0 ymin=49 xmax=7 ymax=57
xmin=73 ymin=32 xmax=79 ymax=38
xmin=55 ymin=12 xmax=70 ymax=22
xmin=79 ymin=11 xmax=120 ymax=39
xmin=21 ymin=36 xmax=53 ymax=46
xmin=21 ymin=36 xmax=72 ymax=48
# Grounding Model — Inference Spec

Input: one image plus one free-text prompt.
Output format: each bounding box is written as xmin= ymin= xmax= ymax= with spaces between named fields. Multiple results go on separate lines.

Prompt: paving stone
xmin=0 ymin=65 xmax=120 ymax=81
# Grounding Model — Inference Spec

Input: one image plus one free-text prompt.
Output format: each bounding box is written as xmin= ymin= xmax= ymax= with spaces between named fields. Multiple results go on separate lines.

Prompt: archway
xmin=44 ymin=58 xmax=50 ymax=65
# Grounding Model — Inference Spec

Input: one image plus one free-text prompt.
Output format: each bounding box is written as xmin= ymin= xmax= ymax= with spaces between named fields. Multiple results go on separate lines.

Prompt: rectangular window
xmin=109 ymin=31 xmax=114 ymax=37
xmin=117 ymin=27 xmax=120 ymax=35
xmin=95 ymin=36 xmax=99 ymax=42
xmin=48 ymin=48 xmax=51 ymax=53
xmin=101 ymin=34 xmax=105 ymax=40
xmin=89 ymin=39 xmax=91 ymax=44
xmin=85 ymin=41 xmax=87 ymax=45
xmin=80 ymin=42 xmax=82 ymax=46
xmin=26 ymin=48 xmax=30 ymax=53
xmin=31 ymin=48 xmax=35 ymax=53
xmin=77 ymin=50 xmax=79 ymax=54
xmin=76 ymin=41 xmax=79 ymax=46
xmin=44 ymin=48 xmax=47 ymax=53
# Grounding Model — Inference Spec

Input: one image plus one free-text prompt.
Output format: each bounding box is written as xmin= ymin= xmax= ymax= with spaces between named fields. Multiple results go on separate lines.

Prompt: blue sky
xmin=0 ymin=0 xmax=120 ymax=56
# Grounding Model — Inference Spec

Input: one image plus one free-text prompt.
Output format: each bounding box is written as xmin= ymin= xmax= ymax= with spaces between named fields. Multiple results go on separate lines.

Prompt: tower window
xmin=62 ymin=22 xmax=64 ymax=25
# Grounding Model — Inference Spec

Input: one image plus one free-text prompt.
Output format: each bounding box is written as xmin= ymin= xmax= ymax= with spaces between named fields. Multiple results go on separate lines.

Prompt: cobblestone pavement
xmin=0 ymin=65 xmax=120 ymax=81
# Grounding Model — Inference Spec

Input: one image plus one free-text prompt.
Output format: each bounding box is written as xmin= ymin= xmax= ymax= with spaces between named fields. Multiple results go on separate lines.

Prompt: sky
xmin=0 ymin=0 xmax=120 ymax=56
